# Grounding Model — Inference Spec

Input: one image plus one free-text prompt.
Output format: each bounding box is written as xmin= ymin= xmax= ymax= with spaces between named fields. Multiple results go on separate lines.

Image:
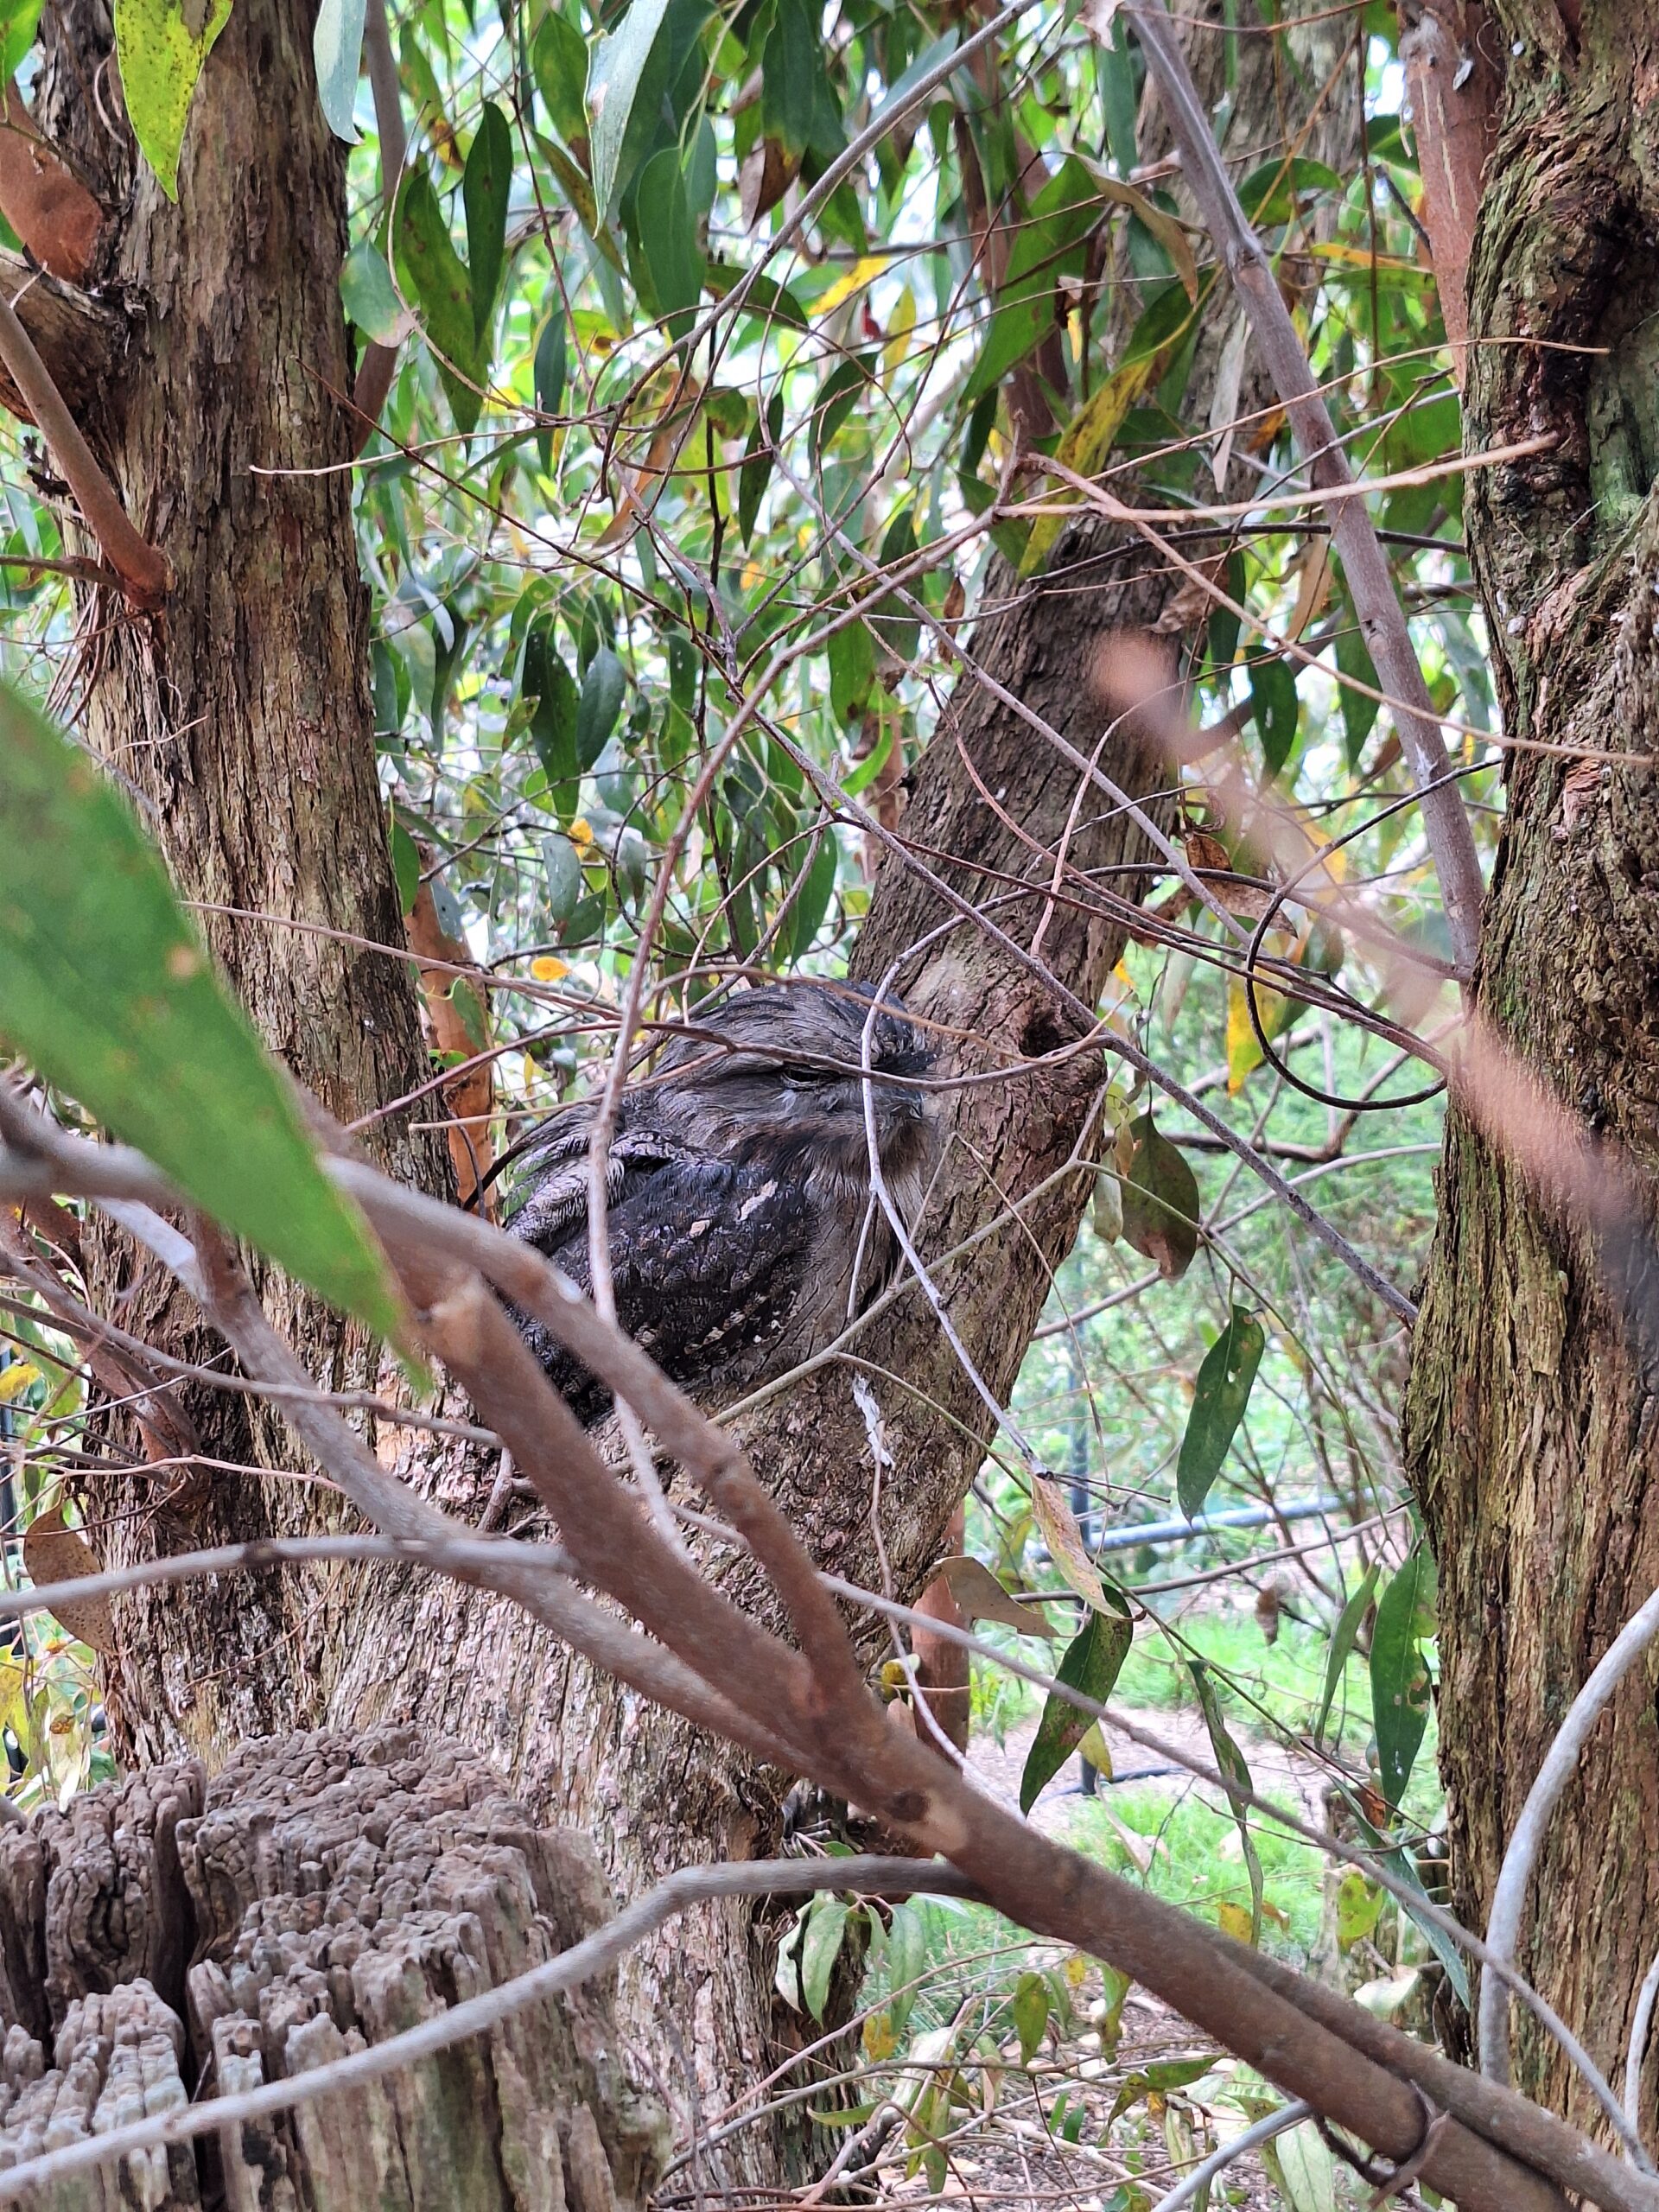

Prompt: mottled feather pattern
xmin=505 ymin=982 xmax=940 ymax=1424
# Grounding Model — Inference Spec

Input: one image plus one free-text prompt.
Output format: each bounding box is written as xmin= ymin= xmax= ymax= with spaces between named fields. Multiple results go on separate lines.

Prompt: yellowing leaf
xmin=22 ymin=1504 xmax=114 ymax=1656
xmin=1226 ymin=977 xmax=1291 ymax=1092
xmin=1021 ymin=344 xmax=1175 ymax=576
xmin=0 ymin=1362 xmax=40 ymax=1403
xmin=815 ymin=254 xmax=892 ymax=317
xmin=1217 ymin=1900 xmax=1255 ymax=1945
xmin=1029 ymin=1474 xmax=1107 ymax=1611
xmin=113 ymin=0 xmax=235 ymax=200
xmin=530 ymin=956 xmax=569 ymax=982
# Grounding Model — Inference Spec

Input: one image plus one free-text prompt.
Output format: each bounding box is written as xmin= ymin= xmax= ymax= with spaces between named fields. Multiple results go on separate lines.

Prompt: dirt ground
xmin=865 ymin=1709 xmax=1332 ymax=2211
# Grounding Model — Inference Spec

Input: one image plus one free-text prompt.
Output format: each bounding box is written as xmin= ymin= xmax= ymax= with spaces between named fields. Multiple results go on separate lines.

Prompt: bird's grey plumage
xmin=505 ymin=982 xmax=940 ymax=1424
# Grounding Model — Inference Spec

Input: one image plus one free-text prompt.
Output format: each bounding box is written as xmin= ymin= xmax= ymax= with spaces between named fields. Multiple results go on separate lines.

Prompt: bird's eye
xmin=777 ymin=1062 xmax=828 ymax=1088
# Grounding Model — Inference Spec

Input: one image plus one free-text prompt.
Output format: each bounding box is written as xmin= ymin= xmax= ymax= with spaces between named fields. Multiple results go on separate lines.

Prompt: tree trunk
xmin=20 ymin=0 xmax=1360 ymax=2186
xmin=0 ymin=1726 xmax=668 ymax=2209
xmin=1403 ymin=0 xmax=1659 ymax=2128
xmin=324 ymin=9 xmax=1362 ymax=2183
xmin=33 ymin=0 xmax=445 ymax=1764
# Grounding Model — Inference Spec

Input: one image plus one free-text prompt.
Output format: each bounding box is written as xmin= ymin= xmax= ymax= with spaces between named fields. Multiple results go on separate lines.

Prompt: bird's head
xmin=645 ymin=981 xmax=940 ymax=1208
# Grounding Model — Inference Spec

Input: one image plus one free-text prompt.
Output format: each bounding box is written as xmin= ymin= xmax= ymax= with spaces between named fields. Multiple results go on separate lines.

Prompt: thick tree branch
xmin=1108 ymin=0 xmax=1487 ymax=975
xmin=0 ymin=247 xmax=117 ymax=421
xmin=0 ymin=287 xmax=167 ymax=607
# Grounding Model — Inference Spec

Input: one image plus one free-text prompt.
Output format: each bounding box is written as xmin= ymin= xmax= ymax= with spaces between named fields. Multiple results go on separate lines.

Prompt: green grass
xmin=1065 ymin=1783 xmax=1327 ymax=1954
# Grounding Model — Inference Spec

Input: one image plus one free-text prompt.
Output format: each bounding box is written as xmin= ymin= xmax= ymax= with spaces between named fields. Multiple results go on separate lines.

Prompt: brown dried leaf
xmin=23 ymin=1503 xmax=114 ymax=1654
xmin=1183 ymin=830 xmax=1231 ymax=874
xmin=936 ymin=1555 xmax=1060 ymax=1639
xmin=1029 ymin=1476 xmax=1109 ymax=1611
xmin=740 ymin=137 xmax=796 ymax=229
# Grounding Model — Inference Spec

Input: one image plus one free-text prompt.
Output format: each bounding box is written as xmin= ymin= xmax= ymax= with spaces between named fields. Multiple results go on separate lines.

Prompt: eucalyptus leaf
xmin=0 ymin=687 xmax=405 ymax=1342
xmin=1020 ymin=1599 xmax=1132 ymax=1815
xmin=463 ymin=99 xmax=513 ymax=343
xmin=1120 ymin=1113 xmax=1202 ymax=1281
xmin=313 ymin=0 xmax=368 ymax=141
xmin=588 ymin=0 xmax=676 ymax=222
xmin=1370 ymin=1546 xmax=1436 ymax=1814
xmin=1176 ymin=1307 xmax=1266 ymax=1520
xmin=112 ymin=0 xmax=233 ymax=200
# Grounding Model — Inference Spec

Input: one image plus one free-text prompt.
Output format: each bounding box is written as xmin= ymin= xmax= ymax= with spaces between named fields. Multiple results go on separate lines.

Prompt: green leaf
xmin=799 ymin=1895 xmax=850 ymax=2023
xmin=532 ymin=7 xmax=590 ymax=146
xmin=870 ymin=505 xmax=918 ymax=666
xmin=576 ymin=645 xmax=626 ymax=768
xmin=522 ymin=621 xmax=582 ymax=810
xmin=1344 ymin=1800 xmax=1471 ymax=2005
xmin=0 ymin=687 xmax=404 ymax=1341
xmin=1335 ymin=1869 xmax=1384 ymax=1950
xmin=1264 ymin=2119 xmax=1337 ymax=2212
xmin=1020 ymin=1599 xmax=1132 ymax=1815
xmin=1370 ymin=1545 xmax=1436 ymax=1813
xmin=533 ymin=302 xmax=568 ymax=472
xmin=790 ymin=829 xmax=838 ymax=961
xmin=1011 ymin=1971 xmax=1049 ymax=2064
xmin=1176 ymin=1306 xmax=1266 ymax=1520
xmin=886 ymin=1897 xmax=928 ymax=2037
xmin=0 ymin=0 xmax=42 ymax=81
xmin=960 ymin=156 xmax=1098 ymax=408
xmin=313 ymin=0 xmax=366 ymax=140
xmin=1249 ymin=653 xmax=1299 ymax=779
xmin=1313 ymin=1559 xmax=1378 ymax=1746
xmin=396 ymin=169 xmax=481 ymax=433
xmin=463 ymin=99 xmax=513 ymax=345
xmin=1189 ymin=1661 xmax=1263 ymax=1943
xmin=112 ymin=0 xmax=234 ymax=200
xmin=812 ymin=356 xmax=874 ymax=467
xmin=1120 ymin=1112 xmax=1202 ymax=1281
xmin=1108 ymin=2052 xmax=1217 ymax=2121
xmin=588 ymin=0 xmax=676 ymax=223
xmin=1238 ymin=155 xmax=1344 ymax=228
xmin=739 ymin=391 xmax=783 ymax=547
xmin=828 ymin=620 xmax=875 ymax=725
xmin=1335 ymin=615 xmax=1380 ymax=767
xmin=341 ymin=242 xmax=415 ymax=346
xmin=634 ymin=145 xmax=706 ymax=342
xmin=390 ymin=817 xmax=421 ymax=917
xmin=760 ymin=0 xmax=842 ymax=163
xmin=1096 ymin=17 xmax=1137 ymax=175
xmin=542 ymin=831 xmax=583 ymax=924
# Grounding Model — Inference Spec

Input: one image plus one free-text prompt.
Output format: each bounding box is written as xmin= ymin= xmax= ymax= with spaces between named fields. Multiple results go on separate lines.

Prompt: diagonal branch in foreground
xmin=0 ymin=1114 xmax=1633 ymax=2212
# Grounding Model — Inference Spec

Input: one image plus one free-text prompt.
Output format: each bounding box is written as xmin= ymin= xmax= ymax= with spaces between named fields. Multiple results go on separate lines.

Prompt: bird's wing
xmin=517 ymin=1154 xmax=817 ymax=1420
xmin=505 ymin=1115 xmax=694 ymax=1252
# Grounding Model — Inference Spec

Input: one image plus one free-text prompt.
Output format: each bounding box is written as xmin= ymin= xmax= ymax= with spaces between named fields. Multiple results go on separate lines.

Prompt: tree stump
xmin=0 ymin=1726 xmax=671 ymax=2209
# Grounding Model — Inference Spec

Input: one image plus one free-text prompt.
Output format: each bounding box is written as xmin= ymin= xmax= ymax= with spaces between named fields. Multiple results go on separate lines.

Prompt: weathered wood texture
xmin=1402 ymin=0 xmax=1659 ymax=2126
xmin=0 ymin=1727 xmax=669 ymax=2209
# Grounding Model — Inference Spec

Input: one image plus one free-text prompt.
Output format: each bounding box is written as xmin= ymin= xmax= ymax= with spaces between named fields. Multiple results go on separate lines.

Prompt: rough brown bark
xmin=30 ymin=0 xmax=445 ymax=1765
xmin=0 ymin=1726 xmax=668 ymax=2208
xmin=1402 ymin=0 xmax=1659 ymax=2130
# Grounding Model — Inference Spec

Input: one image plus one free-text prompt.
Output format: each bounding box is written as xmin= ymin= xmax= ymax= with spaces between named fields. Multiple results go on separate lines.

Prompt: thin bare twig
xmin=1106 ymin=0 xmax=1485 ymax=973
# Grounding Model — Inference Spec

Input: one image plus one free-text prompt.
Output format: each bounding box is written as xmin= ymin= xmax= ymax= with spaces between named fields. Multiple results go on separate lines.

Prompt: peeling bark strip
xmin=1404 ymin=0 xmax=1659 ymax=2133
xmin=1396 ymin=0 xmax=1504 ymax=382
xmin=0 ymin=1726 xmax=669 ymax=2209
